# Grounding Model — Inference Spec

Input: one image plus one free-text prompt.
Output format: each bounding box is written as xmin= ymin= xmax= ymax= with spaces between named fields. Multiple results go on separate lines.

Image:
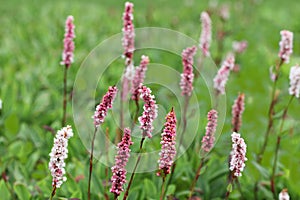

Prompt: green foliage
xmin=1 ymin=0 xmax=300 ymax=199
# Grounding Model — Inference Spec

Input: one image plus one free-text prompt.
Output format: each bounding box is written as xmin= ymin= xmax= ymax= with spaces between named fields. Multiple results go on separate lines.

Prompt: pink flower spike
xmin=213 ymin=54 xmax=235 ymax=95
xmin=49 ymin=125 xmax=74 ymax=188
xmin=199 ymin=12 xmax=212 ymax=57
xmin=138 ymin=85 xmax=158 ymax=138
xmin=231 ymin=93 xmax=245 ymax=132
xmin=180 ymin=46 xmax=197 ymax=97
xmin=279 ymin=189 xmax=290 ymax=200
xmin=60 ymin=16 xmax=75 ymax=68
xmin=201 ymin=109 xmax=218 ymax=152
xmin=232 ymin=40 xmax=248 ymax=54
xmin=289 ymin=65 xmax=300 ymax=98
xmin=110 ymin=128 xmax=133 ymax=196
xmin=93 ymin=86 xmax=118 ymax=127
xmin=131 ymin=55 xmax=150 ymax=101
xmin=278 ymin=30 xmax=293 ymax=63
xmin=229 ymin=132 xmax=247 ymax=177
xmin=122 ymin=2 xmax=135 ymax=66
xmin=157 ymin=108 xmax=177 ymax=176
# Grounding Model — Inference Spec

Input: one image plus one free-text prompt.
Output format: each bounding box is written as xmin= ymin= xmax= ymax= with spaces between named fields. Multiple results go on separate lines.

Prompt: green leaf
xmin=165 ymin=184 xmax=176 ymax=196
xmin=0 ymin=180 xmax=11 ymax=200
xmin=143 ymin=178 xmax=157 ymax=198
xmin=14 ymin=183 xmax=31 ymax=200
xmin=4 ymin=113 xmax=20 ymax=137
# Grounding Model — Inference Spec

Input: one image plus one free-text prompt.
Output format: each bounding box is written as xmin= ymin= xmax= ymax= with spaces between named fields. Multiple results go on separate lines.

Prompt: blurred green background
xmin=1 ymin=0 xmax=300 ymax=199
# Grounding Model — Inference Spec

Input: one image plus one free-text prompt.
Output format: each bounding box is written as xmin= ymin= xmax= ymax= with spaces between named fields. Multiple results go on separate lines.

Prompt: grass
xmin=1 ymin=0 xmax=300 ymax=199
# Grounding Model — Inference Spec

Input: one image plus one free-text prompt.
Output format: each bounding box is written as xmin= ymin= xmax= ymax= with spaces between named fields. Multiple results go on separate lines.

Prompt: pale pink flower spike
xmin=180 ymin=46 xmax=197 ymax=96
xmin=93 ymin=86 xmax=118 ymax=127
xmin=199 ymin=12 xmax=212 ymax=57
xmin=278 ymin=30 xmax=293 ymax=63
xmin=61 ymin=16 xmax=75 ymax=67
xmin=201 ymin=109 xmax=218 ymax=152
xmin=110 ymin=128 xmax=133 ymax=196
xmin=157 ymin=108 xmax=177 ymax=176
xmin=288 ymin=65 xmax=300 ymax=98
xmin=49 ymin=125 xmax=74 ymax=188
xmin=229 ymin=132 xmax=247 ymax=177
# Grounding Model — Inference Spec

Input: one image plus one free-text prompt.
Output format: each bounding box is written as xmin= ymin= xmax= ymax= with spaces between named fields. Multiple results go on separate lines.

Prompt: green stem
xmin=270 ymin=96 xmax=293 ymax=198
xmin=62 ymin=65 xmax=68 ymax=127
xmin=160 ymin=176 xmax=166 ymax=200
xmin=123 ymin=137 xmax=145 ymax=200
xmin=88 ymin=127 xmax=98 ymax=200
xmin=188 ymin=158 xmax=204 ymax=198
xmin=50 ymin=185 xmax=56 ymax=200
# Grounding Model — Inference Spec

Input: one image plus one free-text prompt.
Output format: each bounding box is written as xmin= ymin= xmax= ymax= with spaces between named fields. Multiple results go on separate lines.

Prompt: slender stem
xmin=123 ymin=138 xmax=145 ymax=200
xmin=50 ymin=185 xmax=56 ymax=200
xmin=256 ymin=59 xmax=284 ymax=163
xmin=62 ymin=65 xmax=68 ymax=127
xmin=88 ymin=127 xmax=98 ymax=200
xmin=189 ymin=158 xmax=204 ymax=198
xmin=160 ymin=176 xmax=166 ymax=200
xmin=131 ymin=99 xmax=140 ymax=130
xmin=114 ymin=193 xmax=119 ymax=200
xmin=225 ymin=172 xmax=234 ymax=200
xmin=236 ymin=179 xmax=245 ymax=200
xmin=104 ymin=127 xmax=110 ymax=200
xmin=270 ymin=96 xmax=293 ymax=198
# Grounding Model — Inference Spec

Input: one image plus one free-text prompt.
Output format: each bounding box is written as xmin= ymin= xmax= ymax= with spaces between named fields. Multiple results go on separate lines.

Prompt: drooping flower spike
xmin=278 ymin=30 xmax=293 ymax=64
xmin=61 ymin=16 xmax=75 ymax=68
xmin=93 ymin=86 xmax=118 ymax=127
xmin=49 ymin=125 xmax=74 ymax=188
xmin=231 ymin=93 xmax=245 ymax=132
xmin=288 ymin=65 xmax=300 ymax=98
xmin=213 ymin=54 xmax=235 ymax=95
xmin=131 ymin=55 xmax=150 ymax=100
xmin=201 ymin=109 xmax=218 ymax=152
xmin=199 ymin=11 xmax=212 ymax=57
xmin=110 ymin=128 xmax=133 ymax=196
xmin=157 ymin=108 xmax=177 ymax=176
xmin=229 ymin=132 xmax=247 ymax=177
xmin=180 ymin=46 xmax=197 ymax=97
xmin=122 ymin=2 xmax=135 ymax=66
xmin=138 ymin=85 xmax=158 ymax=138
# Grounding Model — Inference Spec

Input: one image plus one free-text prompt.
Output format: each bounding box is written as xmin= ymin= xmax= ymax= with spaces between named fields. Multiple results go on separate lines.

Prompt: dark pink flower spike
xmin=201 ymin=109 xmax=218 ymax=152
xmin=131 ymin=55 xmax=150 ymax=101
xmin=278 ymin=30 xmax=293 ymax=63
xmin=138 ymin=85 xmax=158 ymax=138
xmin=232 ymin=93 xmax=245 ymax=132
xmin=122 ymin=2 xmax=135 ymax=66
xmin=199 ymin=12 xmax=212 ymax=57
xmin=180 ymin=46 xmax=197 ymax=97
xmin=229 ymin=132 xmax=247 ymax=177
xmin=213 ymin=54 xmax=235 ymax=95
xmin=110 ymin=128 xmax=133 ymax=196
xmin=93 ymin=86 xmax=118 ymax=127
xmin=157 ymin=108 xmax=177 ymax=176
xmin=61 ymin=16 xmax=75 ymax=68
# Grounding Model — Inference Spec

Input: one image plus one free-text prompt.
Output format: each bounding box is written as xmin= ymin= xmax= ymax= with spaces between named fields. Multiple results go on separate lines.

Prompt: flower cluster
xmin=231 ymin=93 xmax=245 ymax=132
xmin=122 ymin=2 xmax=135 ymax=66
xmin=138 ymin=85 xmax=158 ymax=138
xmin=157 ymin=108 xmax=177 ymax=176
xmin=131 ymin=55 xmax=150 ymax=100
xmin=232 ymin=40 xmax=248 ymax=54
xmin=288 ymin=65 xmax=300 ymax=98
xmin=180 ymin=46 xmax=197 ymax=96
xmin=93 ymin=86 xmax=118 ymax=127
xmin=199 ymin=12 xmax=212 ymax=57
xmin=279 ymin=189 xmax=290 ymax=200
xmin=229 ymin=132 xmax=247 ymax=177
xmin=278 ymin=30 xmax=293 ymax=63
xmin=110 ymin=128 xmax=133 ymax=196
xmin=49 ymin=125 xmax=74 ymax=188
xmin=213 ymin=54 xmax=235 ymax=95
xmin=201 ymin=109 xmax=218 ymax=152
xmin=61 ymin=16 xmax=75 ymax=67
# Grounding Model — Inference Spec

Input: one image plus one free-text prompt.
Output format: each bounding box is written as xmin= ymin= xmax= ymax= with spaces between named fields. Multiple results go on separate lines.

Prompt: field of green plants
xmin=1 ymin=0 xmax=300 ymax=199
